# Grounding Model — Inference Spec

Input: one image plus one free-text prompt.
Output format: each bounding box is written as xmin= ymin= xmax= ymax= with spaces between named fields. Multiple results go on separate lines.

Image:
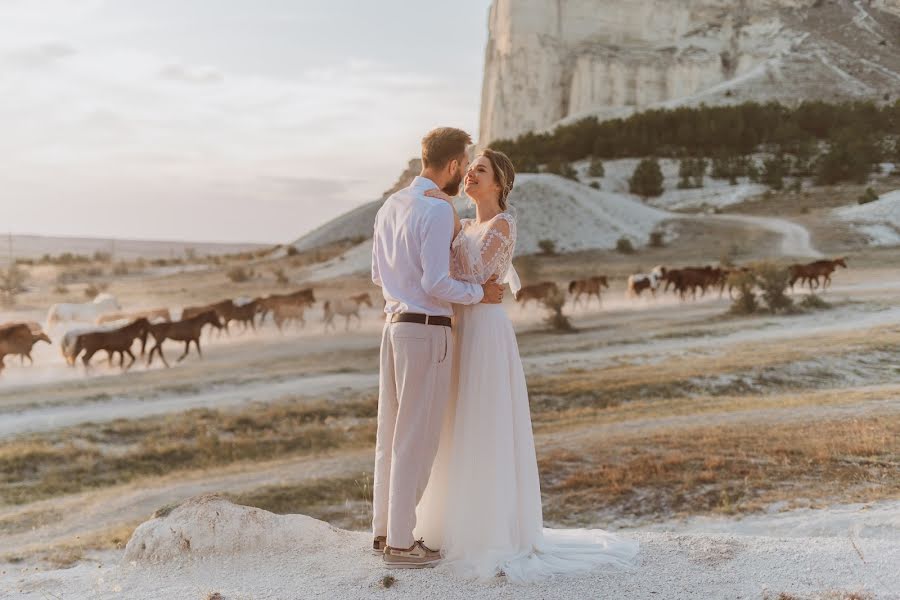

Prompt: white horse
xmin=323 ymin=293 xmax=373 ymax=332
xmin=47 ymin=293 xmax=121 ymax=328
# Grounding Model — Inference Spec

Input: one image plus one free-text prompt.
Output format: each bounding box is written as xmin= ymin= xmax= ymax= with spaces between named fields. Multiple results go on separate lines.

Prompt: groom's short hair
xmin=421 ymin=127 xmax=472 ymax=169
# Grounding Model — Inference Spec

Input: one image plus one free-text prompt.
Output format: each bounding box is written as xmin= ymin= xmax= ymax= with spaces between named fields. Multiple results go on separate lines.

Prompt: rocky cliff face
xmin=479 ymin=0 xmax=900 ymax=143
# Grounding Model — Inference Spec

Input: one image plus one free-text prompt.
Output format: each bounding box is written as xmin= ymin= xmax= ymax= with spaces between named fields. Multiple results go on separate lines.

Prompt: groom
xmin=370 ymin=127 xmax=504 ymax=568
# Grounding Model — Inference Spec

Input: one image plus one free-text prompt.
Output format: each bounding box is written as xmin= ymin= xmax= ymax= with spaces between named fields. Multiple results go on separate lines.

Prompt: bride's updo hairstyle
xmin=480 ymin=148 xmax=516 ymax=211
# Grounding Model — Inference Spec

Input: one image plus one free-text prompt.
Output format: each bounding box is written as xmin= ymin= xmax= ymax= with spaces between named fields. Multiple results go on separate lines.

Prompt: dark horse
xmin=72 ymin=317 xmax=150 ymax=370
xmin=788 ymin=257 xmax=847 ymax=290
xmin=147 ymin=310 xmax=223 ymax=368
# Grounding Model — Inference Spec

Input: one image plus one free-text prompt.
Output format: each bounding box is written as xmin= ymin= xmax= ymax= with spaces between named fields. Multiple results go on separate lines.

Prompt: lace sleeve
xmin=451 ymin=213 xmax=517 ymax=287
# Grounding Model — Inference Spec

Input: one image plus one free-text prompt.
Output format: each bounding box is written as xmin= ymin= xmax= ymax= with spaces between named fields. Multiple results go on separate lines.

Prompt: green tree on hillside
xmin=629 ymin=158 xmax=664 ymax=198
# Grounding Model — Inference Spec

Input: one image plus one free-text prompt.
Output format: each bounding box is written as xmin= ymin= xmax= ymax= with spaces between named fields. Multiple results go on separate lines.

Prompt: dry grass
xmin=0 ymin=396 xmax=376 ymax=504
xmin=527 ymin=328 xmax=900 ymax=412
xmin=539 ymin=415 xmax=899 ymax=526
xmin=224 ymin=472 xmax=373 ymax=530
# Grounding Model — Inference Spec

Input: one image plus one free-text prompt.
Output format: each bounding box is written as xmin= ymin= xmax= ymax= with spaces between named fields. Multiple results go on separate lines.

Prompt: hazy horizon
xmin=0 ymin=0 xmax=492 ymax=244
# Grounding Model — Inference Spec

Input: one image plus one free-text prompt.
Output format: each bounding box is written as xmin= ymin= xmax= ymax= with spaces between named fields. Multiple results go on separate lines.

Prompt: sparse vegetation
xmin=616 ymin=237 xmax=636 ymax=254
xmin=538 ymin=239 xmax=557 ymax=256
xmin=0 ymin=264 xmax=27 ymax=306
xmin=540 ymin=288 xmax=573 ymax=331
xmin=648 ymin=231 xmax=665 ymax=248
xmin=858 ymin=187 xmax=879 ymax=204
xmin=226 ymin=266 xmax=254 ymax=283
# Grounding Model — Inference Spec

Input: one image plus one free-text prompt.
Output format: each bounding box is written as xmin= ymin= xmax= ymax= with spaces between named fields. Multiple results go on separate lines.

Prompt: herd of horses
xmin=0 ymin=256 xmax=848 ymax=376
xmin=516 ymin=257 xmax=849 ymax=306
xmin=0 ymin=286 xmax=377 ymax=375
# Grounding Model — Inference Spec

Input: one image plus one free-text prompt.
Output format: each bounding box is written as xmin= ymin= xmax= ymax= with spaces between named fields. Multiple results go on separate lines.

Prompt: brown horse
xmin=515 ymin=282 xmax=559 ymax=308
xmin=72 ymin=317 xmax=151 ymax=370
xmin=568 ymin=276 xmax=609 ymax=307
xmin=788 ymin=257 xmax=847 ymax=290
xmin=272 ymin=302 xmax=308 ymax=331
xmin=0 ymin=323 xmax=51 ymax=373
xmin=225 ymin=298 xmax=262 ymax=332
xmin=258 ymin=288 xmax=316 ymax=325
xmin=147 ymin=310 xmax=223 ymax=368
xmin=323 ymin=293 xmax=373 ymax=332
xmin=662 ymin=266 xmax=723 ymax=300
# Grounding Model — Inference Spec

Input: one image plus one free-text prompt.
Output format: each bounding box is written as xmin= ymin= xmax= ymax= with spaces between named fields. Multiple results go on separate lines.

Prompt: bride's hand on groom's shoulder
xmin=424 ymin=189 xmax=454 ymax=204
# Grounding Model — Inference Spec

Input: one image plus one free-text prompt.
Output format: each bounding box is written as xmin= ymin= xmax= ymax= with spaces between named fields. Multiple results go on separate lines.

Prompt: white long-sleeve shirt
xmin=372 ymin=176 xmax=484 ymax=316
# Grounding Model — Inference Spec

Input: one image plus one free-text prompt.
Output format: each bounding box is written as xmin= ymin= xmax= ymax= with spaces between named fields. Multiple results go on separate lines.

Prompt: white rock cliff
xmin=479 ymin=0 xmax=900 ymax=143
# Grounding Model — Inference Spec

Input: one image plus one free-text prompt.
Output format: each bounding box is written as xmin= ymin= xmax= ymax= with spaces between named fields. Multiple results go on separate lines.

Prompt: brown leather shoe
xmin=372 ymin=536 xmax=386 ymax=555
xmin=382 ymin=539 xmax=441 ymax=569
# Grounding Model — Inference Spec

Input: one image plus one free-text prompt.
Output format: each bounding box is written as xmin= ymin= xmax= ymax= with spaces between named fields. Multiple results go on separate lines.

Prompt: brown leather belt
xmin=388 ymin=312 xmax=452 ymax=328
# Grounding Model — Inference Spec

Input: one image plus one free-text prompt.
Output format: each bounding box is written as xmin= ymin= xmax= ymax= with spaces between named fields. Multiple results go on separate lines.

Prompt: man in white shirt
xmin=371 ymin=127 xmax=504 ymax=568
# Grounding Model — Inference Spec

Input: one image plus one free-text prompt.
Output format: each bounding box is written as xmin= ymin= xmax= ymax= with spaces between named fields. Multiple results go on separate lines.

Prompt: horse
xmin=662 ymin=266 xmax=723 ymax=300
xmin=47 ymin=293 xmax=121 ymax=327
xmin=323 ymin=293 xmax=373 ymax=332
xmin=272 ymin=302 xmax=308 ymax=331
xmin=788 ymin=257 xmax=847 ymax=290
xmin=568 ymin=276 xmax=609 ymax=308
xmin=146 ymin=310 xmax=223 ymax=368
xmin=182 ymin=299 xmax=238 ymax=336
xmin=627 ymin=266 xmax=665 ymax=298
xmin=224 ymin=298 xmax=262 ymax=332
xmin=258 ymin=288 xmax=316 ymax=324
xmin=61 ymin=324 xmax=121 ymax=366
xmin=0 ymin=323 xmax=51 ymax=373
xmin=70 ymin=317 xmax=151 ymax=371
xmin=514 ymin=282 xmax=559 ymax=308
xmin=0 ymin=321 xmax=49 ymax=366
xmin=96 ymin=308 xmax=171 ymax=325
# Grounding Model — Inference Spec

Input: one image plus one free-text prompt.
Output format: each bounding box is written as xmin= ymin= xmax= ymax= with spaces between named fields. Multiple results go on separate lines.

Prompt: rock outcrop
xmin=479 ymin=0 xmax=900 ymax=143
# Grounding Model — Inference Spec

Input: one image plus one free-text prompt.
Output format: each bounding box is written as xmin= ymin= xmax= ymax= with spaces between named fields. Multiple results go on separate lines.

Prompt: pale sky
xmin=0 ymin=0 xmax=492 ymax=243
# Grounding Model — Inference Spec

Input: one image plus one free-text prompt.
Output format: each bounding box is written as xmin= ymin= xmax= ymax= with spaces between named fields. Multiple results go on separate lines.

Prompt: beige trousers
xmin=372 ymin=320 xmax=452 ymax=549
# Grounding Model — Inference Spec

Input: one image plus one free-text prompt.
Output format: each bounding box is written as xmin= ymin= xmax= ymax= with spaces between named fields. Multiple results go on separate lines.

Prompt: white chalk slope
xmin=299 ymin=174 xmax=675 ymax=281
xmin=833 ymin=189 xmax=900 ymax=247
xmin=9 ymin=495 xmax=899 ymax=599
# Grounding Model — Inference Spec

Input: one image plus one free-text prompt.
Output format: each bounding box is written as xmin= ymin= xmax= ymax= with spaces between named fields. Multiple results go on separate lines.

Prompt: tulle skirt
xmin=414 ymin=303 xmax=639 ymax=583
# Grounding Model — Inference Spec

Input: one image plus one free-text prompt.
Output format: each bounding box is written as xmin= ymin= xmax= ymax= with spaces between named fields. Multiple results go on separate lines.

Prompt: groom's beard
xmin=442 ymin=172 xmax=463 ymax=197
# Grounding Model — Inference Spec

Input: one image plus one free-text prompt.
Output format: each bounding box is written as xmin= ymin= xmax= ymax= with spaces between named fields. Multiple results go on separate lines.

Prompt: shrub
xmin=112 ymin=262 xmax=130 ymax=276
xmin=286 ymin=246 xmax=299 ymax=257
xmin=677 ymin=158 xmax=707 ymax=189
xmin=545 ymin=157 xmax=578 ymax=180
xmin=83 ymin=282 xmax=109 ymax=299
xmin=540 ymin=288 xmax=573 ymax=331
xmin=54 ymin=284 xmax=69 ymax=295
xmin=629 ymin=158 xmax=664 ymax=197
xmin=798 ymin=293 xmax=831 ymax=311
xmin=615 ymin=237 xmax=635 ymax=254
xmin=728 ymin=271 xmax=758 ymax=315
xmin=648 ymin=231 xmax=665 ymax=248
xmin=0 ymin=265 xmax=27 ymax=307
xmin=538 ymin=239 xmax=557 ymax=255
xmin=273 ymin=268 xmax=290 ymax=286
xmin=753 ymin=262 xmax=793 ymax=313
xmin=858 ymin=187 xmax=879 ymax=204
xmin=589 ymin=181 xmax=601 ymax=190
xmin=226 ymin=266 xmax=253 ymax=283
xmin=761 ymin=156 xmax=787 ymax=190
xmin=588 ymin=157 xmax=605 ymax=177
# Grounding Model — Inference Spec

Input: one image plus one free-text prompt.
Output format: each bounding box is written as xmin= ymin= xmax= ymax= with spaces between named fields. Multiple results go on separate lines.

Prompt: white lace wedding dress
xmin=414 ymin=212 xmax=639 ymax=583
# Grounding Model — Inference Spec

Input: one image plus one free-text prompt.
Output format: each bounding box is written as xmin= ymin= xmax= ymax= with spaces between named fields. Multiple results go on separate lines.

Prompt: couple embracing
xmin=370 ymin=127 xmax=638 ymax=583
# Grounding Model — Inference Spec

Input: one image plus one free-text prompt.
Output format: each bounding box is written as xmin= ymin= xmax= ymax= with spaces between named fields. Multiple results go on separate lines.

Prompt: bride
xmin=414 ymin=148 xmax=639 ymax=583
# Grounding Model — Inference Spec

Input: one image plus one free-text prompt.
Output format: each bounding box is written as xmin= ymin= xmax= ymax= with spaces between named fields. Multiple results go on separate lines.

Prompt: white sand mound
xmin=833 ymin=189 xmax=900 ymax=247
xmin=507 ymin=174 xmax=673 ymax=254
xmin=8 ymin=496 xmax=900 ymax=599
xmin=122 ymin=494 xmax=341 ymax=565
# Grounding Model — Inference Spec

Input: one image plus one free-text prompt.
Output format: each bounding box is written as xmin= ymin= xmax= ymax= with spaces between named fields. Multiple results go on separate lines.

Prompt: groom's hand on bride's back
xmin=481 ymin=275 xmax=504 ymax=304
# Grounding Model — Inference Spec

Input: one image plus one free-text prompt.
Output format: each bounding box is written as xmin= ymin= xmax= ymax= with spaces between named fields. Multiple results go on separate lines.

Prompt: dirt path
xmin=705 ymin=213 xmax=823 ymax=257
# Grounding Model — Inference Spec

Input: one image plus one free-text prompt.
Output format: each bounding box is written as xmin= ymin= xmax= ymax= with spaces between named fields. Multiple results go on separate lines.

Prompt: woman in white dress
xmin=414 ymin=149 xmax=639 ymax=583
